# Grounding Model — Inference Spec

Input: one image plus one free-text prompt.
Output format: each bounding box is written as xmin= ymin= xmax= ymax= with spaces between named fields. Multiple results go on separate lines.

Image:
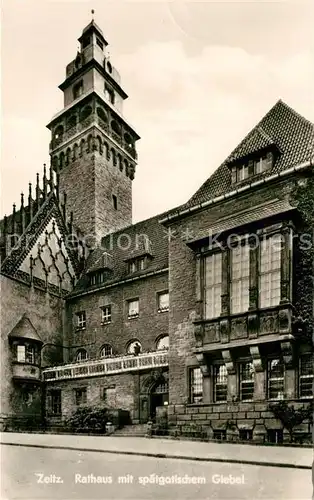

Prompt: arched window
xmin=111 ymin=120 xmax=121 ymax=135
xmin=80 ymin=106 xmax=92 ymax=121
xmin=156 ymin=336 xmax=169 ymax=350
xmin=54 ymin=125 xmax=64 ymax=141
xmin=96 ymin=107 xmax=108 ymax=122
xmin=100 ymin=344 xmax=113 ymax=358
xmin=66 ymin=114 xmax=77 ymax=130
xmin=76 ymin=349 xmax=88 ymax=362
xmin=127 ymin=340 xmax=142 ymax=355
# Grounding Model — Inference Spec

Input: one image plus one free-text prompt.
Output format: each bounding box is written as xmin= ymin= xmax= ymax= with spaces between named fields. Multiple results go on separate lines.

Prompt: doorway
xmin=150 ymin=379 xmax=169 ymax=420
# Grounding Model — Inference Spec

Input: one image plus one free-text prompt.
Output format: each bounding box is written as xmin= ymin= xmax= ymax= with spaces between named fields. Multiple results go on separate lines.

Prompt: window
xmin=127 ymin=340 xmax=142 ymax=354
xmin=190 ymin=367 xmax=203 ymax=403
xmin=76 ymin=311 xmax=86 ymax=329
xmin=268 ymin=358 xmax=284 ymax=400
xmin=82 ymin=36 xmax=91 ymax=49
xmin=158 ymin=292 xmax=169 ymax=312
xmin=16 ymin=345 xmax=35 ymax=364
xmin=96 ymin=37 xmax=104 ymax=50
xmin=239 ymin=429 xmax=253 ymax=441
xmin=23 ymin=391 xmax=33 ymax=405
xmin=112 ymin=195 xmax=118 ymax=210
xmin=214 ymin=365 xmax=228 ymax=402
xmin=128 ymin=299 xmax=139 ymax=318
xmin=231 ymin=153 xmax=273 ymax=184
xmin=101 ymin=305 xmax=112 ymax=323
xmin=90 ymin=271 xmax=106 ymax=286
xmin=204 ymin=253 xmax=222 ymax=319
xmin=75 ymin=388 xmax=87 ymax=406
xmin=128 ymin=258 xmax=145 ymax=274
xmin=76 ymin=349 xmax=88 ymax=362
xmin=54 ymin=125 xmax=64 ymax=141
xmin=259 ymin=235 xmax=281 ymax=308
xmin=213 ymin=429 xmax=226 ymax=441
xmin=267 ymin=429 xmax=283 ymax=444
xmin=230 ymin=242 xmax=250 ymax=314
xmin=255 ymin=154 xmax=273 ymax=175
xmin=156 ymin=336 xmax=169 ymax=350
xmin=239 ymin=362 xmax=254 ymax=401
xmin=237 ymin=163 xmax=249 ymax=182
xmin=299 ymin=355 xmax=313 ymax=398
xmin=105 ymin=85 xmax=115 ymax=104
xmin=48 ymin=390 xmax=62 ymax=416
xmin=73 ymin=80 xmax=83 ymax=99
xmin=100 ymin=344 xmax=113 ymax=358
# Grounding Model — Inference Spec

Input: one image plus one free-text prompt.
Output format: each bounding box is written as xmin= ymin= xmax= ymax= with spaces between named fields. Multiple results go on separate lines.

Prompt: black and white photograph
xmin=1 ymin=1 xmax=313 ymax=499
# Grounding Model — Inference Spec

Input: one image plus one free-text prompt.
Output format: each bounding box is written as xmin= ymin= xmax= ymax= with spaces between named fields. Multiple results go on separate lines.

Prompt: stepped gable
xmin=71 ymin=208 xmax=171 ymax=295
xmin=184 ymin=100 xmax=314 ymax=209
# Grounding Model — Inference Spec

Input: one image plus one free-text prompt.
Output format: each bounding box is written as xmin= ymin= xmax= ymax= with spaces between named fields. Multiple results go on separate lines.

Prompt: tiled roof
xmin=8 ymin=314 xmax=42 ymax=343
xmin=186 ymin=100 xmax=314 ymax=208
xmin=187 ymin=199 xmax=295 ymax=244
xmin=71 ymin=210 xmax=170 ymax=295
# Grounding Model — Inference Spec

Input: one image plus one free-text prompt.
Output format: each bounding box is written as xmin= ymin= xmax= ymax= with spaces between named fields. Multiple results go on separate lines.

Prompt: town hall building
xmin=1 ymin=20 xmax=313 ymax=443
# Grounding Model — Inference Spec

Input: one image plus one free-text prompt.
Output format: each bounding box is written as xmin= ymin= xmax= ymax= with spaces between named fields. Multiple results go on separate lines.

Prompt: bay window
xmin=204 ymin=252 xmax=222 ymax=319
xmin=259 ymin=235 xmax=281 ymax=308
xmin=230 ymin=242 xmax=250 ymax=314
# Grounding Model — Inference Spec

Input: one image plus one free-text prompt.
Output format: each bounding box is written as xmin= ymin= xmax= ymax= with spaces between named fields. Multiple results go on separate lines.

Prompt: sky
xmin=1 ymin=0 xmax=314 ymax=222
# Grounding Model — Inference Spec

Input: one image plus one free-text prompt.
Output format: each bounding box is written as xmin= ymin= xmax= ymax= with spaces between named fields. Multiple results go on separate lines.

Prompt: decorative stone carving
xmin=249 ymin=345 xmax=263 ymax=372
xmin=247 ymin=312 xmax=259 ymax=339
xmin=221 ymin=349 xmax=235 ymax=375
xmin=281 ymin=340 xmax=294 ymax=367
xmin=204 ymin=322 xmax=220 ymax=344
xmin=260 ymin=311 xmax=278 ymax=335
xmin=230 ymin=317 xmax=247 ymax=340
xmin=194 ymin=323 xmax=204 ymax=346
xmin=220 ymin=318 xmax=230 ymax=343
xmin=278 ymin=308 xmax=291 ymax=334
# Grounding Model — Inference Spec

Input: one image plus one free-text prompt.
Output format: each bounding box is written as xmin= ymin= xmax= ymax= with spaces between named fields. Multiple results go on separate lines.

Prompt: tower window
xmin=96 ymin=37 xmax=104 ymax=50
xmin=82 ymin=36 xmax=91 ymax=49
xmin=112 ymin=195 xmax=118 ymax=210
xmin=73 ymin=80 xmax=84 ymax=100
xmin=105 ymin=86 xmax=115 ymax=105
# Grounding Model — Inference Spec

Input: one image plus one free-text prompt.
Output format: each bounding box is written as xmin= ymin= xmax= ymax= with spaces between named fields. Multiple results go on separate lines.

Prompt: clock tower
xmin=47 ymin=20 xmax=140 ymax=242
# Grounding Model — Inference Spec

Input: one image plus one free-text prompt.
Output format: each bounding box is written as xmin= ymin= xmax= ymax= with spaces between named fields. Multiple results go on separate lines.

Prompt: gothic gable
xmin=1 ymin=192 xmax=82 ymax=294
xmin=19 ymin=217 xmax=75 ymax=291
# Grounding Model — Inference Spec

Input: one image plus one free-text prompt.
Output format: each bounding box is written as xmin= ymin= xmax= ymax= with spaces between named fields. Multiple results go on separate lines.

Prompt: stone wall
xmin=66 ymin=272 xmax=169 ymax=361
xmin=0 ymin=275 xmax=65 ymax=417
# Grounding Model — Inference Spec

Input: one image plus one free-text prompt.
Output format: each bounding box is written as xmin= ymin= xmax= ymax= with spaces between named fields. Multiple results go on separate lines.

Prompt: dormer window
xmin=128 ymin=257 xmax=145 ymax=274
xmin=231 ymin=152 xmax=274 ymax=184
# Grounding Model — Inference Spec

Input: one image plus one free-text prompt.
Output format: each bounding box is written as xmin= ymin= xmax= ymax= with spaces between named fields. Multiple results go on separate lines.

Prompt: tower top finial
xmin=91 ymin=9 xmax=95 ymax=20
